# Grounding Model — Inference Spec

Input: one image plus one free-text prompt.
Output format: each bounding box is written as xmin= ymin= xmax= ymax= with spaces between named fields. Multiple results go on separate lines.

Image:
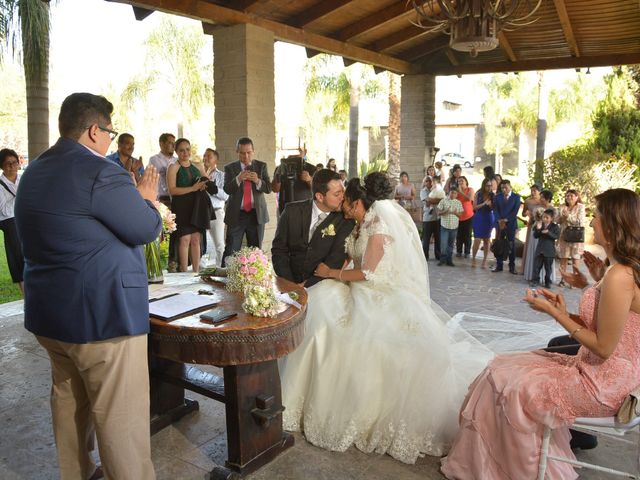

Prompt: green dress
xmin=171 ymin=163 xmax=202 ymax=236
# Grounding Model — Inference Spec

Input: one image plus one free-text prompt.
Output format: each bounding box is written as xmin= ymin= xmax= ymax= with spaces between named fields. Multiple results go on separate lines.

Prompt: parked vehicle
xmin=440 ymin=152 xmax=474 ymax=168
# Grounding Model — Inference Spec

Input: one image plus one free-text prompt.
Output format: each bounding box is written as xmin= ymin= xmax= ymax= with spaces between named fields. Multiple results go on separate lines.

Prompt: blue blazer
xmin=15 ymin=138 xmax=162 ymax=343
xmin=494 ymin=192 xmax=521 ymax=233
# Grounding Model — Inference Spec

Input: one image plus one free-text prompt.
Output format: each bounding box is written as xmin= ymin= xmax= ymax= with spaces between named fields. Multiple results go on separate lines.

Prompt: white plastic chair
xmin=538 ymin=415 xmax=640 ymax=479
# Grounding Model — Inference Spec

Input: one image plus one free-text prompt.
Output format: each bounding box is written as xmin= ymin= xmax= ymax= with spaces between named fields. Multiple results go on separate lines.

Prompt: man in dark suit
xmin=272 ymin=169 xmax=355 ymax=287
xmin=222 ymin=137 xmax=272 ymax=263
xmin=15 ymin=93 xmax=161 ymax=480
xmin=492 ymin=179 xmax=521 ymax=273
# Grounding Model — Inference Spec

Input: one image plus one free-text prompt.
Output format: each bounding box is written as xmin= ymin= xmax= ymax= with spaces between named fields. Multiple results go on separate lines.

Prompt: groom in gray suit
xmin=223 ymin=137 xmax=272 ymax=263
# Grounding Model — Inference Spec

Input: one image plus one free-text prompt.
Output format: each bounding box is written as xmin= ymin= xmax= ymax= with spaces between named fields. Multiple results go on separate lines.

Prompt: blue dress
xmin=472 ymin=191 xmax=494 ymax=238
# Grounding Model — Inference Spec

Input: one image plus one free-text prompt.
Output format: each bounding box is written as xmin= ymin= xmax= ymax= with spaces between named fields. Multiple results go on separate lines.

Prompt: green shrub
xmin=542 ymin=138 xmax=638 ymax=208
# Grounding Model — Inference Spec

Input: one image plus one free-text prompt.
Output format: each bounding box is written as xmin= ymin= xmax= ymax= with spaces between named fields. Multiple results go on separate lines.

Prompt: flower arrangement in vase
xmin=145 ymin=202 xmax=177 ymax=284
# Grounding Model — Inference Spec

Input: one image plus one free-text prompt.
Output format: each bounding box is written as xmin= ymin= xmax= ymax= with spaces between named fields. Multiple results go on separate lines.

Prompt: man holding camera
xmin=222 ymin=137 xmax=272 ymax=263
xmin=272 ymin=147 xmax=315 ymax=217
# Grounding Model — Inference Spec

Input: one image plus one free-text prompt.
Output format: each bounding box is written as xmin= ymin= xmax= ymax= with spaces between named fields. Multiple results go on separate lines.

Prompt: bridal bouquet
xmin=226 ymin=247 xmax=274 ymax=292
xmin=226 ymin=247 xmax=278 ymax=317
xmin=145 ymin=202 xmax=177 ymax=284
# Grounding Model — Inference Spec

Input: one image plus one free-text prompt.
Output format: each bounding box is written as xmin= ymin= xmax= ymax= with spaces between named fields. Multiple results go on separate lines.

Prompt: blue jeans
xmin=440 ymin=226 xmax=458 ymax=263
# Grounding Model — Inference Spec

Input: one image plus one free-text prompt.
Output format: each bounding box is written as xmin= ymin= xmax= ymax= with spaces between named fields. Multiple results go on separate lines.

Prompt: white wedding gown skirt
xmin=280 ymin=278 xmax=494 ymax=463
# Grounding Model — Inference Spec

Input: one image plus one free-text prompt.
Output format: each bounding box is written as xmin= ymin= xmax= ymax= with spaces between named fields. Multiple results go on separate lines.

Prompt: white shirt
xmin=207 ymin=167 xmax=229 ymax=210
xmin=149 ymin=152 xmax=176 ymax=197
xmin=0 ymin=173 xmax=19 ymax=221
xmin=421 ymin=184 xmax=445 ymax=222
xmin=309 ymin=200 xmax=329 ymax=236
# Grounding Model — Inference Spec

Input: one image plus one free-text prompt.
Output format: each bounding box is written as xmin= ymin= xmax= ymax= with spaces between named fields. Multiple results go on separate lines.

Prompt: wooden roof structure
xmin=109 ymin=0 xmax=640 ymax=75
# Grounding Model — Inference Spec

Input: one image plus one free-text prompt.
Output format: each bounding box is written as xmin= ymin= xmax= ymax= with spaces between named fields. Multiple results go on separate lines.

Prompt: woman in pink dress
xmin=442 ymin=188 xmax=640 ymax=480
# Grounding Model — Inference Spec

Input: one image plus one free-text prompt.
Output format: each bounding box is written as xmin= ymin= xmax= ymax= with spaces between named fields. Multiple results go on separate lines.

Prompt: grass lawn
xmin=0 ymin=232 xmax=22 ymax=304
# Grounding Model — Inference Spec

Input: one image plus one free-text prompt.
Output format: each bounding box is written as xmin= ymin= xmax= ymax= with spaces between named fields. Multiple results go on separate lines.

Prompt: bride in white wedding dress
xmin=279 ymin=172 xmax=495 ymax=464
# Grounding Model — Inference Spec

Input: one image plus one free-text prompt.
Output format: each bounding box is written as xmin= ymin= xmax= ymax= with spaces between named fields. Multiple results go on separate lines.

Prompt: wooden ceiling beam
xmin=290 ymin=0 xmax=354 ymax=28
xmin=335 ymin=1 xmax=413 ymax=42
xmin=371 ymin=25 xmax=429 ymax=52
xmin=237 ymin=0 xmax=267 ymax=13
xmin=552 ymin=0 xmax=581 ymax=57
xmin=425 ymin=52 xmax=640 ymax=76
xmin=399 ymin=35 xmax=450 ymax=62
xmin=498 ymin=32 xmax=517 ymax=62
xmin=131 ymin=6 xmax=154 ymax=20
xmin=107 ymin=0 xmax=416 ymax=74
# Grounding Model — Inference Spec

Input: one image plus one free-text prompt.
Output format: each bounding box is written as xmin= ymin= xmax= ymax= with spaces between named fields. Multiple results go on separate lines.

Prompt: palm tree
xmin=121 ymin=17 xmax=213 ymax=139
xmin=0 ymin=0 xmax=51 ymax=160
xmin=305 ymin=55 xmax=384 ymax=177
xmin=387 ymin=72 xmax=401 ymax=180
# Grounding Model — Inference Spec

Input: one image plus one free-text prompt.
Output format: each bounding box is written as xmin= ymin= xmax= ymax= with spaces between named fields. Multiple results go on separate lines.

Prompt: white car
xmin=441 ymin=152 xmax=474 ymax=168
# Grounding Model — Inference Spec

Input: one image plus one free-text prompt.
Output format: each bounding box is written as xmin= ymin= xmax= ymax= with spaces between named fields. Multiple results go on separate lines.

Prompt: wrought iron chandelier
xmin=412 ymin=0 xmax=543 ymax=57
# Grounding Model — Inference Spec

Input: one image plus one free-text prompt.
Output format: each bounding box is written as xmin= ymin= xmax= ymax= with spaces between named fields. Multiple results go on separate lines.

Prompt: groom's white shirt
xmin=309 ymin=200 xmax=325 ymax=237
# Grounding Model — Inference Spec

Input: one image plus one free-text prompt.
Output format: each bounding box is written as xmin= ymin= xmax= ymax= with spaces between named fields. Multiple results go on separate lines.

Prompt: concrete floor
xmin=1 ymin=252 xmax=637 ymax=479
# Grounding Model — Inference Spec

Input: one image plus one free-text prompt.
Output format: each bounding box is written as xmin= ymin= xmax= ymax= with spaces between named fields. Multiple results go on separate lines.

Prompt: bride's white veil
xmin=368 ymin=199 xmax=432 ymax=301
xmin=367 ymin=199 xmax=565 ymax=352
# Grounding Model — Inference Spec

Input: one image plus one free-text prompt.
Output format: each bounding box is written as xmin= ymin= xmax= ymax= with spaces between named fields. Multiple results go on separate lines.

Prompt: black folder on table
xmin=149 ymin=292 xmax=217 ymax=321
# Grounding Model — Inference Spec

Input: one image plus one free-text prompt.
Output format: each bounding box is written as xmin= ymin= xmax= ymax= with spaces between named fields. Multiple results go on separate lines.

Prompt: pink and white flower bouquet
xmin=153 ymin=201 xmax=177 ymax=237
xmin=226 ymin=247 xmax=275 ymax=293
xmin=226 ymin=247 xmax=279 ymax=317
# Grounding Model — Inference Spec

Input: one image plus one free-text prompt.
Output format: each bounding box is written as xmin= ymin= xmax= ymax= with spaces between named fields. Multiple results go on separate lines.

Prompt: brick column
xmin=400 ymin=74 xmax=436 ymax=188
xmin=212 ymin=24 xmax=278 ymax=252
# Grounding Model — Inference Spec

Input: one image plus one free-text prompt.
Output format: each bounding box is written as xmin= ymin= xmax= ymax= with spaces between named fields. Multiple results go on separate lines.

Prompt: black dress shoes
xmin=509 ymin=269 xmax=517 ymax=274
xmin=491 ymin=267 xmax=503 ymax=272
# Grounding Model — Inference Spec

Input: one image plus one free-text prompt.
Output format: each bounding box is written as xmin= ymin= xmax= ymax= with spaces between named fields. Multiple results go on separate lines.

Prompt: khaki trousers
xmin=37 ymin=334 xmax=155 ymax=480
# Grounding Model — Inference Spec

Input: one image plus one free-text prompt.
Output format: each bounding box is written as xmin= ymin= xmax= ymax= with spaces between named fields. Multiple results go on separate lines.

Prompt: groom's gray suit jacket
xmin=272 ymin=199 xmax=355 ymax=287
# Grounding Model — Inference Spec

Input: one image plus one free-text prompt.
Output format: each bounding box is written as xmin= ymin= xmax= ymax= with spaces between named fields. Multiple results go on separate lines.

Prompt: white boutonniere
xmin=321 ymin=224 xmax=336 ymax=238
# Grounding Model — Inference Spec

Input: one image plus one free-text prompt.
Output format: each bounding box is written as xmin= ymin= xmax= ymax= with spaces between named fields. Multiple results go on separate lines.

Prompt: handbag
xmin=563 ymin=226 xmax=585 ymax=243
xmin=616 ymin=386 xmax=640 ymax=423
xmin=490 ymin=229 xmax=511 ymax=258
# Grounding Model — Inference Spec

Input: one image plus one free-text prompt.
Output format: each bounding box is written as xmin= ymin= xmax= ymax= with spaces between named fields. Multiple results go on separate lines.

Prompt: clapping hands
xmin=137 ymin=165 xmax=159 ymax=202
xmin=524 ymin=287 xmax=568 ymax=319
xmin=559 ymin=264 xmax=589 ymax=289
xmin=584 ymin=251 xmax=606 ymax=283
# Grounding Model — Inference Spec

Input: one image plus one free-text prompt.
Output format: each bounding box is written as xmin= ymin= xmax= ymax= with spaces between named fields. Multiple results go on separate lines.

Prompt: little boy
xmin=532 ymin=208 xmax=561 ymax=288
xmin=436 ymin=186 xmax=463 ymax=266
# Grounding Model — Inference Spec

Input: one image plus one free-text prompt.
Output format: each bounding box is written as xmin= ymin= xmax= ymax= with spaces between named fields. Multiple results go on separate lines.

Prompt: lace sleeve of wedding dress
xmin=360 ymin=200 xmax=431 ymax=300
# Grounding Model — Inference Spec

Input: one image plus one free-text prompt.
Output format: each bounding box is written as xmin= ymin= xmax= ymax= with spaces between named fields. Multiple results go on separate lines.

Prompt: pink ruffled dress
xmin=442 ymin=286 xmax=640 ymax=479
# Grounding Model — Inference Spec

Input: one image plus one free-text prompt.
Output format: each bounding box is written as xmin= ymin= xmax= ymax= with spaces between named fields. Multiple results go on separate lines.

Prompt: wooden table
xmin=148 ymin=276 xmax=307 ymax=479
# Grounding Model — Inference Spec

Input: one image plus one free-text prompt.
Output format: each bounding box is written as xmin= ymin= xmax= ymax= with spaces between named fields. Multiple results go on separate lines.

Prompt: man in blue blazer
xmin=15 ymin=93 xmax=161 ymax=480
xmin=492 ymin=179 xmax=521 ymax=273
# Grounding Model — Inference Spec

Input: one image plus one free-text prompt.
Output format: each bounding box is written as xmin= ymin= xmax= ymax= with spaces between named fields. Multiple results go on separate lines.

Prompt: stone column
xmin=400 ymin=74 xmax=436 ymax=188
xmin=212 ymin=24 xmax=278 ymax=252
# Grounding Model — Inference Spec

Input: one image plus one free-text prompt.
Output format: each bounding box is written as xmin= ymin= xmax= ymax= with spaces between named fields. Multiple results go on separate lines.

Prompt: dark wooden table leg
xmin=220 ymin=359 xmax=294 ymax=476
xmin=149 ymin=357 xmax=200 ymax=435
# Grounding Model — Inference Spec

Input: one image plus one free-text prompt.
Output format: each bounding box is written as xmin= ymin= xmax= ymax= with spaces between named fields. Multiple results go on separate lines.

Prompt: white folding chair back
xmin=537 ymin=415 xmax=640 ymax=479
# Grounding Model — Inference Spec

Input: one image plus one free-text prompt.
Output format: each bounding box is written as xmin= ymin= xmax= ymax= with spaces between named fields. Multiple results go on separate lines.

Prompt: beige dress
xmin=557 ymin=202 xmax=586 ymax=259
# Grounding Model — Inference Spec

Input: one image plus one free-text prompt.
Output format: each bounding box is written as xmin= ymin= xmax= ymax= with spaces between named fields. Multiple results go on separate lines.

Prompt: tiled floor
xmin=0 ymin=251 xmax=636 ymax=479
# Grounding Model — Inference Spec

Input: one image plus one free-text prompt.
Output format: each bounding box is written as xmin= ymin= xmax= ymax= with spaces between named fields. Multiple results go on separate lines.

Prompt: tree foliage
xmin=120 ymin=17 xmax=213 ymax=137
xmin=591 ymin=68 xmax=640 ymax=180
xmin=544 ymin=138 xmax=637 ymax=209
xmin=0 ymin=0 xmax=52 ymax=158
xmin=304 ymin=54 xmax=385 ymax=176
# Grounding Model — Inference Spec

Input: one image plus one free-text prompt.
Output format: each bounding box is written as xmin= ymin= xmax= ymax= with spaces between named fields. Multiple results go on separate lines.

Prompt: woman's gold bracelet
xmin=570 ymin=326 xmax=583 ymax=338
